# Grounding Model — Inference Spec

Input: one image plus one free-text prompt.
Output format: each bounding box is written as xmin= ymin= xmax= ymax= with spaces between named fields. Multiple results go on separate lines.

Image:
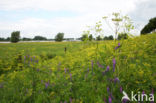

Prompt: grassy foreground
xmin=0 ymin=33 xmax=156 ymax=103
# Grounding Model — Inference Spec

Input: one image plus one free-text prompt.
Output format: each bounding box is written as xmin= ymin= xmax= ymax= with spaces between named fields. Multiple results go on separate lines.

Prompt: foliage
xmin=141 ymin=17 xmax=156 ymax=35
xmin=96 ymin=35 xmax=102 ymax=41
xmin=55 ymin=33 xmax=64 ymax=42
xmin=33 ymin=36 xmax=47 ymax=40
xmin=10 ymin=31 xmax=20 ymax=43
xmin=117 ymin=33 xmax=128 ymax=40
xmin=104 ymin=35 xmax=114 ymax=40
xmin=89 ymin=34 xmax=93 ymax=41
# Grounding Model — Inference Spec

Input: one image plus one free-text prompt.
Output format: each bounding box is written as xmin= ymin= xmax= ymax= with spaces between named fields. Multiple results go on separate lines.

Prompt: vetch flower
xmin=107 ymin=87 xmax=109 ymax=93
xmin=120 ymin=86 xmax=123 ymax=93
xmin=70 ymin=73 xmax=72 ymax=81
xmin=45 ymin=81 xmax=50 ymax=88
xmin=112 ymin=58 xmax=116 ymax=72
xmin=106 ymin=66 xmax=110 ymax=72
xmin=114 ymin=77 xmax=120 ymax=83
xmin=70 ymin=98 xmax=72 ymax=103
xmin=109 ymin=96 xmax=112 ymax=103
xmin=97 ymin=61 xmax=104 ymax=68
xmin=122 ymin=99 xmax=129 ymax=103
xmin=118 ymin=43 xmax=121 ymax=47
xmin=64 ymin=68 xmax=67 ymax=73
xmin=91 ymin=60 xmax=93 ymax=74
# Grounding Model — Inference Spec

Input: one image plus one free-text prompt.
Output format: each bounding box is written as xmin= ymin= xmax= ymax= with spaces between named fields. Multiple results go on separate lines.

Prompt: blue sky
xmin=0 ymin=0 xmax=155 ymax=38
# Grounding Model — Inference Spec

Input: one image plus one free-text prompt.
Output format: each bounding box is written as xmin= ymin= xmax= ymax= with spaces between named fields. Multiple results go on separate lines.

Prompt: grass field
xmin=0 ymin=33 xmax=156 ymax=103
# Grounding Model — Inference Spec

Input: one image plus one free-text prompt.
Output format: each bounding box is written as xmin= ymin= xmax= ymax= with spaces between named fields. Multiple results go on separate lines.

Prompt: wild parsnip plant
xmin=0 ymin=33 xmax=156 ymax=103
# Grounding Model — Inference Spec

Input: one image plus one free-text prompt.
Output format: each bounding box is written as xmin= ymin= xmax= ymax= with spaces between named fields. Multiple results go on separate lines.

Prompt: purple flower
xmin=115 ymin=46 xmax=118 ymax=50
xmin=64 ymin=68 xmax=67 ymax=73
xmin=87 ymin=68 xmax=89 ymax=73
xmin=102 ymin=71 xmax=106 ymax=76
xmin=152 ymin=88 xmax=154 ymax=94
xmin=107 ymin=87 xmax=109 ymax=93
xmin=118 ymin=43 xmax=121 ymax=47
xmin=122 ymin=99 xmax=129 ymax=103
xmin=114 ymin=77 xmax=120 ymax=83
xmin=142 ymin=91 xmax=145 ymax=94
xmin=36 ymin=60 xmax=38 ymax=63
xmin=31 ymin=57 xmax=33 ymax=62
xmin=112 ymin=58 xmax=116 ymax=72
xmin=64 ymin=101 xmax=67 ymax=103
xmin=45 ymin=81 xmax=49 ymax=88
xmin=91 ymin=60 xmax=93 ymax=74
xmin=120 ymin=86 xmax=123 ymax=93
xmin=97 ymin=61 xmax=104 ymax=68
xmin=70 ymin=73 xmax=72 ymax=81
xmin=36 ymin=68 xmax=40 ymax=72
xmin=106 ymin=66 xmax=110 ymax=71
xmin=70 ymin=98 xmax=72 ymax=103
xmin=109 ymin=96 xmax=112 ymax=103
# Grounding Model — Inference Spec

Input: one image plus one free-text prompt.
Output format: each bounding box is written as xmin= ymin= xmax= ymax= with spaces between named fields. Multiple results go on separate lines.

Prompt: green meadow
xmin=0 ymin=33 xmax=156 ymax=103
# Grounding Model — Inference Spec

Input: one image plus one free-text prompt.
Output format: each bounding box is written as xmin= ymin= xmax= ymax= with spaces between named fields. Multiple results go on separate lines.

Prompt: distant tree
xmin=103 ymin=36 xmax=109 ymax=40
xmin=89 ymin=34 xmax=93 ymax=41
xmin=81 ymin=34 xmax=88 ymax=41
xmin=0 ymin=37 xmax=5 ymax=41
xmin=141 ymin=17 xmax=156 ymax=34
xmin=108 ymin=35 xmax=114 ymax=40
xmin=33 ymin=36 xmax=47 ymax=40
xmin=6 ymin=37 xmax=10 ymax=41
xmin=96 ymin=35 xmax=102 ymax=41
xmin=103 ymin=35 xmax=114 ymax=40
xmin=55 ymin=32 xmax=64 ymax=42
xmin=22 ymin=37 xmax=32 ymax=41
xmin=118 ymin=33 xmax=128 ymax=40
xmin=11 ymin=31 xmax=20 ymax=43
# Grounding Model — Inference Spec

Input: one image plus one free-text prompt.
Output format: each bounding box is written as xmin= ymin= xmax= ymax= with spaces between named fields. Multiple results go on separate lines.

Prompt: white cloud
xmin=0 ymin=0 xmax=154 ymax=38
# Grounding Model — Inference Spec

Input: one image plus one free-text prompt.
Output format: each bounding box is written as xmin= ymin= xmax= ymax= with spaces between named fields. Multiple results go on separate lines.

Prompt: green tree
xmin=11 ymin=31 xmax=20 ymax=43
xmin=141 ymin=17 xmax=156 ymax=35
xmin=96 ymin=35 xmax=102 ymax=41
xmin=55 ymin=32 xmax=64 ymax=42
xmin=118 ymin=33 xmax=128 ymax=40
xmin=33 ymin=36 xmax=47 ymax=40
xmin=89 ymin=34 xmax=93 ymax=41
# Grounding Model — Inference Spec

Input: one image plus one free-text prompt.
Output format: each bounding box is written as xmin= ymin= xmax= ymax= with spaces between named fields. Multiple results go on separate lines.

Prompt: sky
xmin=0 ymin=0 xmax=155 ymax=38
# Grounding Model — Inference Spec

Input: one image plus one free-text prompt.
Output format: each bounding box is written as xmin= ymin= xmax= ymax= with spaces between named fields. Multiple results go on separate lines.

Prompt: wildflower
xmin=112 ymin=58 xmax=116 ymax=72
xmin=102 ymin=71 xmax=106 ymax=76
xmin=87 ymin=68 xmax=89 ymax=73
xmin=36 ymin=68 xmax=40 ymax=72
xmin=31 ymin=57 xmax=33 ymax=62
xmin=64 ymin=101 xmax=67 ymax=103
xmin=45 ymin=81 xmax=49 ymax=88
xmin=91 ymin=60 xmax=93 ymax=74
xmin=70 ymin=98 xmax=72 ymax=103
xmin=35 ymin=60 xmax=38 ymax=63
xmin=122 ymin=99 xmax=128 ymax=103
xmin=114 ymin=77 xmax=120 ymax=83
xmin=70 ymin=73 xmax=72 ymax=81
xmin=97 ymin=61 xmax=104 ymax=68
xmin=64 ymin=68 xmax=67 ymax=73
xmin=118 ymin=43 xmax=121 ymax=47
xmin=109 ymin=96 xmax=112 ymax=103
xmin=114 ymin=42 xmax=121 ymax=50
xmin=106 ymin=66 xmax=110 ymax=71
xmin=107 ymin=87 xmax=109 ymax=93
xmin=120 ymin=86 xmax=123 ymax=93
